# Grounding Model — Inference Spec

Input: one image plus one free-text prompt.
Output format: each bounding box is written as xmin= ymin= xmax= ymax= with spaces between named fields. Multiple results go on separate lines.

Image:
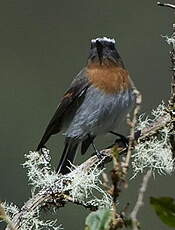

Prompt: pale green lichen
xmin=23 ymin=150 xmax=112 ymax=208
xmin=132 ymin=102 xmax=174 ymax=177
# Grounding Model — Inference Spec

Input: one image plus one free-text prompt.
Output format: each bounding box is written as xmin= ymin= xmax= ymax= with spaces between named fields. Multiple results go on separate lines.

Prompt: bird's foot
xmin=90 ymin=141 xmax=105 ymax=168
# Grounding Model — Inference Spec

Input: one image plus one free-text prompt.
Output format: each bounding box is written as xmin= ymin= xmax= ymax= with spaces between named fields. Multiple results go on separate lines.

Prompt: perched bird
xmin=37 ymin=37 xmax=135 ymax=174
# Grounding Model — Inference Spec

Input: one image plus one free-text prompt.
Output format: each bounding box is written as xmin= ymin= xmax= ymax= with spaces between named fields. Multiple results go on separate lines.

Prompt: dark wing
xmin=37 ymin=69 xmax=90 ymax=151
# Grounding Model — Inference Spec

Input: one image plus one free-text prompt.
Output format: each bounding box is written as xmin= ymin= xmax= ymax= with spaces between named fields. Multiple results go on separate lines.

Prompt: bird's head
xmin=88 ymin=37 xmax=124 ymax=67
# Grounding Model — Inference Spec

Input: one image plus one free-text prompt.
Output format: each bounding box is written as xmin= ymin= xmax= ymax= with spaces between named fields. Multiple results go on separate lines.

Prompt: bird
xmin=36 ymin=37 xmax=135 ymax=174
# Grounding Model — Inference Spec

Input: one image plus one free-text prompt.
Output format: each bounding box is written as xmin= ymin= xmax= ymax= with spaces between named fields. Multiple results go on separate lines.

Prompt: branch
xmin=170 ymin=39 xmax=175 ymax=108
xmin=157 ymin=2 xmax=175 ymax=9
xmin=161 ymin=6 xmax=175 ymax=155
xmin=123 ymin=87 xmax=142 ymax=175
xmin=5 ymin=151 xmax=111 ymax=230
xmin=5 ymin=107 xmax=173 ymax=230
xmin=129 ymin=5 xmax=175 ymax=229
xmin=169 ymin=28 xmax=175 ymax=155
xmin=130 ymin=170 xmax=152 ymax=230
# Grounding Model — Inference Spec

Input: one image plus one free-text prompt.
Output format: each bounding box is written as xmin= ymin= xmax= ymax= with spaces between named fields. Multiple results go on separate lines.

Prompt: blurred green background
xmin=0 ymin=0 xmax=174 ymax=229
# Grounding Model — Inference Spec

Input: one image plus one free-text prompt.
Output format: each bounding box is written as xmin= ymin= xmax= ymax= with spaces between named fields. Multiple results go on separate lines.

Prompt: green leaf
xmin=150 ymin=196 xmax=175 ymax=228
xmin=85 ymin=208 xmax=112 ymax=230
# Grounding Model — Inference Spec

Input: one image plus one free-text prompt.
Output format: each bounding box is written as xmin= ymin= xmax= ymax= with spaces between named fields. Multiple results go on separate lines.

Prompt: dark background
xmin=0 ymin=0 xmax=174 ymax=229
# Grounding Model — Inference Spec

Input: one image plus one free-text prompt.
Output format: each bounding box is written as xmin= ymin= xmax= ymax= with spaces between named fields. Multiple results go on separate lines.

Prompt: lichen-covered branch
xmin=5 ymin=150 xmax=112 ymax=230
xmin=4 ymin=100 xmax=174 ymax=230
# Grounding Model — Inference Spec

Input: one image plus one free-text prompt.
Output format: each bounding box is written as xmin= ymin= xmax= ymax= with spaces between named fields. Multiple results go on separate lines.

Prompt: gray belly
xmin=64 ymin=86 xmax=135 ymax=139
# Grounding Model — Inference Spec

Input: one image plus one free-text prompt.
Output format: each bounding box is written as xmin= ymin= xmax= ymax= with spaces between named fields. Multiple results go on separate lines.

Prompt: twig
xmin=157 ymin=2 xmax=175 ymax=9
xmin=130 ymin=170 xmax=152 ymax=230
xmin=169 ymin=28 xmax=175 ymax=155
xmin=109 ymin=86 xmax=142 ymax=230
xmin=163 ymin=13 xmax=175 ymax=155
xmin=168 ymin=22 xmax=175 ymax=110
xmin=123 ymin=87 xmax=142 ymax=175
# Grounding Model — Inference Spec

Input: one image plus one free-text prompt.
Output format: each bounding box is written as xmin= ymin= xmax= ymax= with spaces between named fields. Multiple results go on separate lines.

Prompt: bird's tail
xmin=56 ymin=140 xmax=79 ymax=174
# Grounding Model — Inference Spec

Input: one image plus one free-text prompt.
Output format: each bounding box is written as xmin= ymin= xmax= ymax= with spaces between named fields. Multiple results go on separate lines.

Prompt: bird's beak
xmin=96 ymin=40 xmax=103 ymax=65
